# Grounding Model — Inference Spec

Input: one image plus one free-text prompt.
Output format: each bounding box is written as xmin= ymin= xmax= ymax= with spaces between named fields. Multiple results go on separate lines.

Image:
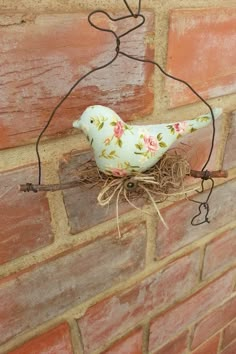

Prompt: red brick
xmin=59 ymin=151 xmax=144 ymax=234
xmin=192 ymin=296 xmax=236 ymax=349
xmin=153 ymin=331 xmax=188 ymax=354
xmin=166 ymin=9 xmax=236 ymax=107
xmin=101 ymin=328 xmax=143 ymax=354
xmin=221 ymin=340 xmax=236 ymax=354
xmin=149 ymin=269 xmax=235 ymax=351
xmin=202 ymin=228 xmax=236 ymax=279
xmin=172 ymin=117 xmax=221 ymax=174
xmin=156 ymin=179 xmax=236 ymax=258
xmin=77 ymin=250 xmax=201 ymax=354
xmin=192 ymin=334 xmax=220 ymax=354
xmin=222 ymin=319 xmax=236 ymax=349
xmin=8 ymin=323 xmax=73 ymax=354
xmin=0 ymin=223 xmax=146 ymax=345
xmin=223 ymin=111 xmax=236 ymax=170
xmin=0 ymin=12 xmax=154 ymax=150
xmin=0 ymin=165 xmax=53 ymax=265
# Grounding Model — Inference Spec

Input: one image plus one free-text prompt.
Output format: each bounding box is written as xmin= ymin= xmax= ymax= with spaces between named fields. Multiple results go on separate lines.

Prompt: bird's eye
xmin=90 ymin=119 xmax=94 ymax=124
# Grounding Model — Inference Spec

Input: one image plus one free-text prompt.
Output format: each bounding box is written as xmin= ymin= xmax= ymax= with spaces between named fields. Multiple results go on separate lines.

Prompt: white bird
xmin=73 ymin=105 xmax=222 ymax=177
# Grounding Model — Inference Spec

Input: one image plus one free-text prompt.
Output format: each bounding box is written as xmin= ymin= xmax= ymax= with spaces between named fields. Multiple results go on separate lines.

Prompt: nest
xmin=75 ymin=153 xmax=192 ymax=233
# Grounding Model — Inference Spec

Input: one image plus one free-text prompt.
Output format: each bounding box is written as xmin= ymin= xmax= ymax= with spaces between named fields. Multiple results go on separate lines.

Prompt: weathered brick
xmin=153 ymin=331 xmax=188 ymax=354
xmin=222 ymin=319 xmax=236 ymax=349
xmin=221 ymin=340 xmax=236 ymax=354
xmin=191 ymin=295 xmax=236 ymax=349
xmin=149 ymin=269 xmax=235 ymax=351
xmin=0 ymin=222 xmax=146 ymax=345
xmin=77 ymin=250 xmax=200 ymax=354
xmin=101 ymin=328 xmax=143 ymax=354
xmin=192 ymin=334 xmax=220 ymax=354
xmin=0 ymin=165 xmax=53 ymax=265
xmin=172 ymin=117 xmax=221 ymax=174
xmin=156 ymin=179 xmax=236 ymax=258
xmin=202 ymin=228 xmax=236 ymax=279
xmin=8 ymin=323 xmax=73 ymax=354
xmin=0 ymin=12 xmax=154 ymax=150
xmin=59 ymin=151 xmax=144 ymax=234
xmin=166 ymin=9 xmax=236 ymax=107
xmin=223 ymin=111 xmax=236 ymax=170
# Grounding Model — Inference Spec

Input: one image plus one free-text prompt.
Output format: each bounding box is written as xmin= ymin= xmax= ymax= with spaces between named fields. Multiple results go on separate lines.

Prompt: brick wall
xmin=0 ymin=1 xmax=235 ymax=353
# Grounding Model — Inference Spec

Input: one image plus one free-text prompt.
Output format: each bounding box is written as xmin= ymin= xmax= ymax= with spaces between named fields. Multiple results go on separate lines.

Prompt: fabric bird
xmin=73 ymin=105 xmax=222 ymax=177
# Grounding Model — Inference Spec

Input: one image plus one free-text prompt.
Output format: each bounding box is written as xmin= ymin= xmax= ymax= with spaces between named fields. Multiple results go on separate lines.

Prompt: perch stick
xmin=18 ymin=170 xmax=228 ymax=193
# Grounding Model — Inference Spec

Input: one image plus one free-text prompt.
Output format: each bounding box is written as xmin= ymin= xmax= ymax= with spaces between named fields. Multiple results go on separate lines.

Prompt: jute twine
xmin=74 ymin=153 xmax=196 ymax=237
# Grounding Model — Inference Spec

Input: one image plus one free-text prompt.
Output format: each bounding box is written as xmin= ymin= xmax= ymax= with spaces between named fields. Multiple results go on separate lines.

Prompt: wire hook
xmin=123 ymin=0 xmax=141 ymax=17
xmin=88 ymin=9 xmax=145 ymax=41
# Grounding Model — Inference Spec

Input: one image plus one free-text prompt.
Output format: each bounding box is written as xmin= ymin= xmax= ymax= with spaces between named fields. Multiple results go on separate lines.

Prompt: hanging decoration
xmin=19 ymin=0 xmax=228 ymax=231
xmin=72 ymin=105 xmax=223 ymax=176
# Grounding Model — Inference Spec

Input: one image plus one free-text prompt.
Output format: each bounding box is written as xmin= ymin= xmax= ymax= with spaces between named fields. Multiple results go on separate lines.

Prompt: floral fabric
xmin=73 ymin=105 xmax=222 ymax=176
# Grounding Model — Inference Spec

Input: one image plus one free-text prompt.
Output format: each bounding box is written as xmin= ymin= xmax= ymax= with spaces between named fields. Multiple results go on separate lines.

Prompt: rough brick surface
xmin=166 ymin=9 xmax=236 ymax=107
xmin=172 ymin=118 xmax=221 ymax=173
xmin=202 ymin=228 xmax=236 ymax=279
xmin=102 ymin=328 xmax=143 ymax=354
xmin=156 ymin=179 xmax=236 ymax=258
xmin=0 ymin=165 xmax=53 ymax=265
xmin=221 ymin=340 xmax=236 ymax=354
xmin=8 ymin=323 xmax=73 ymax=354
xmin=223 ymin=111 xmax=236 ymax=170
xmin=59 ymin=151 xmax=144 ymax=234
xmin=222 ymin=319 xmax=236 ymax=349
xmin=153 ymin=331 xmax=188 ymax=354
xmin=149 ymin=269 xmax=235 ymax=351
xmin=192 ymin=334 xmax=220 ymax=354
xmin=191 ymin=295 xmax=236 ymax=349
xmin=77 ymin=251 xmax=200 ymax=353
xmin=0 ymin=223 xmax=146 ymax=345
xmin=0 ymin=12 xmax=154 ymax=149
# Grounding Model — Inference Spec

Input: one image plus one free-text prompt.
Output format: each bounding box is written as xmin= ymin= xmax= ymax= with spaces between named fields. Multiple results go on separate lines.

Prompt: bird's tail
xmin=172 ymin=107 xmax=223 ymax=137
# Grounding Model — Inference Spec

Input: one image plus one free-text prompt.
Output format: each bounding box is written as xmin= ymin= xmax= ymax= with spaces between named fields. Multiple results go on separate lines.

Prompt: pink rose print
xmin=111 ymin=168 xmax=127 ymax=177
xmin=143 ymin=135 xmax=158 ymax=152
xmin=173 ymin=121 xmax=188 ymax=134
xmin=114 ymin=121 xmax=125 ymax=138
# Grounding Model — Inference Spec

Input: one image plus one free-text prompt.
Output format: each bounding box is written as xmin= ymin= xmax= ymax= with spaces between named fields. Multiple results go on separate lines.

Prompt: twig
xmin=19 ymin=181 xmax=82 ymax=192
xmin=18 ymin=169 xmax=228 ymax=193
xmin=189 ymin=170 xmax=228 ymax=179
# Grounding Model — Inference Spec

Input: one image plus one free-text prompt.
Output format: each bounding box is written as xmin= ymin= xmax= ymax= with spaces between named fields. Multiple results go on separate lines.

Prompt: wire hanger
xmin=33 ymin=0 xmax=216 ymax=226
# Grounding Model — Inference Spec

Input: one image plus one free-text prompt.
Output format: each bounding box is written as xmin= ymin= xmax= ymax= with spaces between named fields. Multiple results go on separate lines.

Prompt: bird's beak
xmin=73 ymin=119 xmax=81 ymax=129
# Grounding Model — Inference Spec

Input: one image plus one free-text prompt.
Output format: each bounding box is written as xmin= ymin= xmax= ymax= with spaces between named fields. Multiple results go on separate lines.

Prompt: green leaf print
xmin=134 ymin=151 xmax=149 ymax=157
xmin=190 ymin=127 xmax=197 ymax=133
xmin=110 ymin=121 xmax=117 ymax=126
xmin=93 ymin=116 xmax=107 ymax=129
xmin=99 ymin=149 xmax=106 ymax=159
xmin=99 ymin=149 xmax=118 ymax=159
xmin=124 ymin=125 xmax=133 ymax=134
xmin=157 ymin=133 xmax=163 ymax=141
xmin=177 ymin=134 xmax=182 ymax=139
xmin=135 ymin=143 xmax=144 ymax=150
xmin=167 ymin=125 xmax=175 ymax=135
xmin=196 ymin=116 xmax=210 ymax=122
xmin=98 ymin=122 xmax=104 ymax=130
xmin=117 ymin=139 xmax=123 ymax=148
xmin=110 ymin=150 xmax=117 ymax=156
xmin=159 ymin=141 xmax=167 ymax=148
